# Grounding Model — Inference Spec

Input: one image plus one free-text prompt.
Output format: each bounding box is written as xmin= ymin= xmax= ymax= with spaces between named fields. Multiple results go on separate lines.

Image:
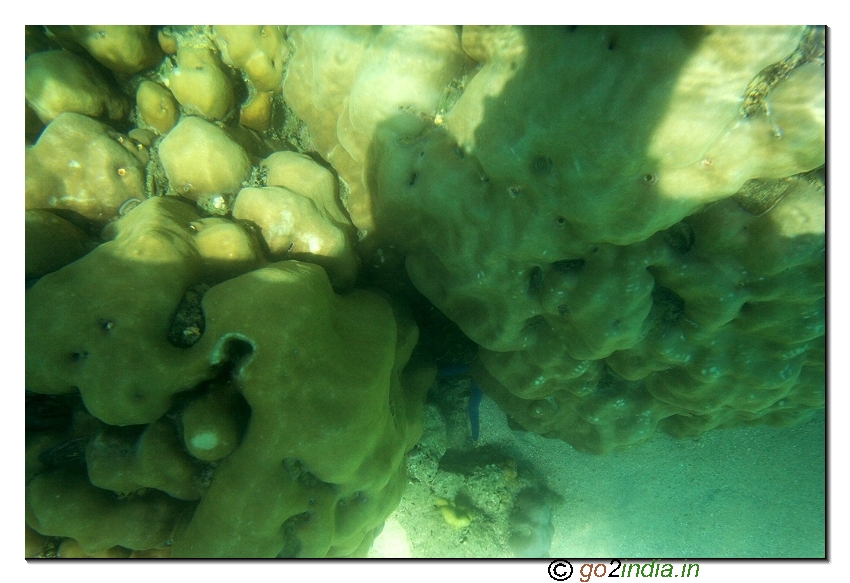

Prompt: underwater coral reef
xmin=25 ymin=25 xmax=824 ymax=558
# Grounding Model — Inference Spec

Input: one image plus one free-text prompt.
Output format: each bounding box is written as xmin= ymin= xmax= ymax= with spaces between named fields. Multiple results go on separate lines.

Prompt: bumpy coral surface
xmin=373 ymin=27 xmax=824 ymax=453
xmin=287 ymin=25 xmax=825 ymax=454
xmin=24 ymin=25 xmax=824 ymax=556
xmin=26 ymin=197 xmax=432 ymax=556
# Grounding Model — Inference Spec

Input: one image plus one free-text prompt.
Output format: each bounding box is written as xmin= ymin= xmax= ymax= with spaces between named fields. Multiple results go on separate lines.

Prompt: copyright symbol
xmin=548 ymin=560 xmax=573 ymax=581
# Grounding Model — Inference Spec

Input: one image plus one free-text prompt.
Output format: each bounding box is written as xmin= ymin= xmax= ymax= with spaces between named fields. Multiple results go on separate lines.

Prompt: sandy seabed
xmin=371 ymin=377 xmax=825 ymax=559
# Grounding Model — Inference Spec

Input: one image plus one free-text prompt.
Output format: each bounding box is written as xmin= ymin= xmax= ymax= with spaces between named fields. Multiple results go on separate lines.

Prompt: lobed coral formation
xmin=25 ymin=112 xmax=147 ymax=221
xmin=25 ymin=25 xmax=824 ymax=556
xmin=364 ymin=26 xmax=825 ymax=453
xmin=26 ymin=194 xmax=432 ymax=556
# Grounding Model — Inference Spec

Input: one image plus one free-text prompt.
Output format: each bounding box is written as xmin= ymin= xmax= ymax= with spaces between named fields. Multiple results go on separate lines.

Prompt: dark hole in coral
xmin=26 ymin=391 xmax=80 ymax=432
xmin=532 ymin=156 xmax=554 ymax=174
xmin=551 ymin=258 xmax=585 ymax=272
xmin=408 ymin=172 xmax=418 ymax=186
xmin=524 ymin=315 xmax=547 ymax=333
xmin=283 ymin=457 xmax=328 ymax=490
xmin=409 ymin=293 xmax=478 ymax=367
xmin=528 ymin=266 xmax=544 ymax=294
xmin=594 ymin=364 xmax=637 ymax=398
xmin=167 ymin=284 xmax=210 ymax=348
xmin=37 ymin=436 xmax=90 ymax=471
xmin=650 ymin=285 xmax=686 ymax=336
xmin=454 ymin=145 xmax=465 ymax=159
xmin=217 ymin=337 xmax=255 ymax=378
xmin=661 ymin=221 xmax=695 ymax=254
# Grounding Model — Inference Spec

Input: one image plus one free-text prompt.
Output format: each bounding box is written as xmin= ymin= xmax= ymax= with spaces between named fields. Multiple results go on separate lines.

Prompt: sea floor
xmin=370 ymin=376 xmax=826 ymax=559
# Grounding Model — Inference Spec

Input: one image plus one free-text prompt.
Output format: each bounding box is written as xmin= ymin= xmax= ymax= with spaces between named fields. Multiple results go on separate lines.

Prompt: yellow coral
xmin=435 ymin=497 xmax=472 ymax=529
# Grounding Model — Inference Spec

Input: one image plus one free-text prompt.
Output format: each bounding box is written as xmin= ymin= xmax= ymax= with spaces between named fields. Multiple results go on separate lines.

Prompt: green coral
xmin=25 ymin=25 xmax=824 ymax=556
xmin=25 ymin=196 xmax=432 ymax=556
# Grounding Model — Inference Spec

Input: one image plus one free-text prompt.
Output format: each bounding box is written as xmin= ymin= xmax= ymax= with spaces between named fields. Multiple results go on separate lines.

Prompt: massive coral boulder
xmin=232 ymin=151 xmax=360 ymax=288
xmin=25 ymin=112 xmax=147 ymax=222
xmin=25 ymin=198 xmax=220 ymax=425
xmin=166 ymin=45 xmax=234 ymax=121
xmin=361 ymin=25 xmax=825 ymax=453
xmin=68 ymin=25 xmax=163 ymax=75
xmin=213 ymin=25 xmax=289 ymax=131
xmin=283 ymin=25 xmax=474 ymax=233
xmin=26 ymin=197 xmax=433 ymax=556
xmin=172 ymin=261 xmax=431 ymax=557
xmin=25 ymin=49 xmax=128 ymax=124
xmin=158 ymin=116 xmax=252 ymax=201
xmin=136 ymin=80 xmax=180 ymax=135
